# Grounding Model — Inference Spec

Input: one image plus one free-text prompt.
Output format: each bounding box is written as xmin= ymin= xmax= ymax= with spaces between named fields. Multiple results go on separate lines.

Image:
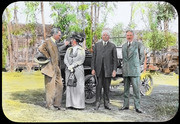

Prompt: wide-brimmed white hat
xmin=34 ymin=51 xmax=50 ymax=65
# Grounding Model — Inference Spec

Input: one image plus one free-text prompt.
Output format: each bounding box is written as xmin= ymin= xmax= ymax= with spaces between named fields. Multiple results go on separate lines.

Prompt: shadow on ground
xmin=10 ymin=89 xmax=66 ymax=108
xmin=10 ymin=89 xmax=46 ymax=107
xmin=10 ymin=86 xmax=135 ymax=109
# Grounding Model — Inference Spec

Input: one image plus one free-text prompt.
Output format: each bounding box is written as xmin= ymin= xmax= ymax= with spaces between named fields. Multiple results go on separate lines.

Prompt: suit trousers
xmin=123 ymin=76 xmax=141 ymax=109
xmin=96 ymin=61 xmax=111 ymax=107
xmin=44 ymin=69 xmax=63 ymax=108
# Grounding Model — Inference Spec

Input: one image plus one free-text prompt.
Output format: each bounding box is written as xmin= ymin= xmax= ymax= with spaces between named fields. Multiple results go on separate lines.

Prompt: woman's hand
xmin=68 ymin=65 xmax=74 ymax=72
xmin=91 ymin=69 xmax=96 ymax=75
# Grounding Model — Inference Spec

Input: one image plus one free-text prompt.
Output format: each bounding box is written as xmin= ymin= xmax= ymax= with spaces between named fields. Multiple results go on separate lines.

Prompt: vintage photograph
xmin=2 ymin=1 xmax=179 ymax=122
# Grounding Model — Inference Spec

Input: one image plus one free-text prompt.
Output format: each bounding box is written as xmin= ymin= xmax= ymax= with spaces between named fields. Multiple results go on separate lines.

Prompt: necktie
xmin=128 ymin=43 xmax=131 ymax=48
xmin=104 ymin=42 xmax=107 ymax=46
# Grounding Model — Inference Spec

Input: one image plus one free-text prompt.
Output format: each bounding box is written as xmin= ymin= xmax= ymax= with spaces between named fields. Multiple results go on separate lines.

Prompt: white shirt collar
xmin=128 ymin=41 xmax=133 ymax=45
xmin=51 ymin=37 xmax=56 ymax=43
xmin=103 ymin=41 xmax=108 ymax=45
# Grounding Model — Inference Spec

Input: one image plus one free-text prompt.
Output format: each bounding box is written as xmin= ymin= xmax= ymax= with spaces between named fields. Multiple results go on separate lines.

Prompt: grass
xmin=2 ymin=71 xmax=122 ymax=122
xmin=151 ymin=72 xmax=179 ymax=87
xmin=2 ymin=71 xmax=179 ymax=122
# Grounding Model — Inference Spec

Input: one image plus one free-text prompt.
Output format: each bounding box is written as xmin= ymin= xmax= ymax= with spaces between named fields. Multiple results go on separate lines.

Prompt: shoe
xmin=48 ymin=105 xmax=58 ymax=111
xmin=119 ymin=106 xmax=129 ymax=110
xmin=136 ymin=109 xmax=143 ymax=113
xmin=54 ymin=106 xmax=66 ymax=111
xmin=104 ymin=106 xmax=111 ymax=110
xmin=94 ymin=102 xmax=100 ymax=110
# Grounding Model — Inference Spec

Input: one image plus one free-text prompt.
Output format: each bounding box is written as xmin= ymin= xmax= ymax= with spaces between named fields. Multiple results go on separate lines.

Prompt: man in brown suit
xmin=38 ymin=28 xmax=64 ymax=110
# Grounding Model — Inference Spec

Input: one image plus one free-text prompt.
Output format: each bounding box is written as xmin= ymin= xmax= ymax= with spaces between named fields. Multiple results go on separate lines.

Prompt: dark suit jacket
xmin=122 ymin=41 xmax=145 ymax=77
xmin=91 ymin=40 xmax=117 ymax=77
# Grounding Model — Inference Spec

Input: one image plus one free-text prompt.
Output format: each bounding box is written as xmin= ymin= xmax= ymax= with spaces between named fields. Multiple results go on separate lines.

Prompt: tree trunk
xmin=93 ymin=3 xmax=98 ymax=43
xmin=81 ymin=2 xmax=84 ymax=31
xmin=94 ymin=3 xmax=97 ymax=30
xmin=77 ymin=2 xmax=79 ymax=14
xmin=6 ymin=9 xmax=14 ymax=72
xmin=26 ymin=35 xmax=29 ymax=71
xmin=14 ymin=3 xmax=18 ymax=26
xmin=91 ymin=3 xmax=93 ymax=32
xmin=129 ymin=3 xmax=134 ymax=28
xmin=31 ymin=42 xmax=36 ymax=71
xmin=97 ymin=3 xmax=100 ymax=24
xmin=164 ymin=19 xmax=169 ymax=50
xmin=41 ymin=2 xmax=46 ymax=40
xmin=90 ymin=2 xmax=93 ymax=51
xmin=14 ymin=3 xmax=19 ymax=70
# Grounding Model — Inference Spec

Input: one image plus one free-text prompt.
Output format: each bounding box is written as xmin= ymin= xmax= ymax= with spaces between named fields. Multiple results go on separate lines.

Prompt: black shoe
xmin=136 ymin=109 xmax=143 ymax=113
xmin=119 ymin=106 xmax=129 ymax=110
xmin=54 ymin=106 xmax=66 ymax=111
xmin=104 ymin=106 xmax=111 ymax=110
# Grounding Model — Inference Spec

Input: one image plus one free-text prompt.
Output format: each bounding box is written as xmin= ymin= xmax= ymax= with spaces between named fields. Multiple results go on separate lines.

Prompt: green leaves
xmin=24 ymin=2 xmax=39 ymax=23
xmin=50 ymin=3 xmax=82 ymax=41
xmin=78 ymin=4 xmax=89 ymax=11
xmin=142 ymin=30 xmax=176 ymax=51
xmin=157 ymin=2 xmax=177 ymax=22
xmin=111 ymin=23 xmax=124 ymax=46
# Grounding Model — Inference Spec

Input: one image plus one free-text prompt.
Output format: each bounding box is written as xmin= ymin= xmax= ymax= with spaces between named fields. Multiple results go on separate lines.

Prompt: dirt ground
xmin=2 ymin=71 xmax=179 ymax=122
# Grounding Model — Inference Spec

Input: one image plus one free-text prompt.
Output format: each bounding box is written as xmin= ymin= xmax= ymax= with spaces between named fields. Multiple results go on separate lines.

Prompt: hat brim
xmin=34 ymin=58 xmax=50 ymax=65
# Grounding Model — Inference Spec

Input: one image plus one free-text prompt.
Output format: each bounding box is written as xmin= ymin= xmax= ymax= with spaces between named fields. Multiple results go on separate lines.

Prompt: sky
xmin=5 ymin=1 xmax=178 ymax=33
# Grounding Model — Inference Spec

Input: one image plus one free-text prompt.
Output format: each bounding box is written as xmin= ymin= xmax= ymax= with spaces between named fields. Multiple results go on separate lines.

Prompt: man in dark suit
xmin=91 ymin=31 xmax=117 ymax=110
xmin=119 ymin=30 xmax=145 ymax=113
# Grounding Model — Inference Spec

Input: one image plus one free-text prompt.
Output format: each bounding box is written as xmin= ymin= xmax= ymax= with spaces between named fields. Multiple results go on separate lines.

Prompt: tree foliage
xmin=111 ymin=23 xmax=125 ymax=46
xmin=2 ymin=16 xmax=9 ymax=68
xmin=50 ymin=2 xmax=108 ymax=50
xmin=50 ymin=2 xmax=81 ymax=41
xmin=156 ymin=2 xmax=177 ymax=25
xmin=24 ymin=2 xmax=39 ymax=45
xmin=134 ymin=2 xmax=177 ymax=51
xmin=85 ymin=13 xmax=93 ymax=49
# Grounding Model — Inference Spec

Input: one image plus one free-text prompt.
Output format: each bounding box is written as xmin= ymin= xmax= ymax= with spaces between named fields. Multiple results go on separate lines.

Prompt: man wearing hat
xmin=38 ymin=28 xmax=64 ymax=111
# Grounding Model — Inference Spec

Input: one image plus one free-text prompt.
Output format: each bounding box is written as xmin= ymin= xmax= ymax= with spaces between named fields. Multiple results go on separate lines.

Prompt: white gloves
xmin=68 ymin=65 xmax=74 ymax=72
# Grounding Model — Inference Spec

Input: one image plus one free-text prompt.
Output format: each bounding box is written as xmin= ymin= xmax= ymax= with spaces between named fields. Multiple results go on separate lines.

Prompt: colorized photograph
xmin=2 ymin=1 xmax=179 ymax=122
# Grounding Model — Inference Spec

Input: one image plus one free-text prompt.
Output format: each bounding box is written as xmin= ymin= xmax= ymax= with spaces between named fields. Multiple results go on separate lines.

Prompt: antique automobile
xmin=58 ymin=45 xmax=153 ymax=104
xmin=35 ymin=42 xmax=153 ymax=104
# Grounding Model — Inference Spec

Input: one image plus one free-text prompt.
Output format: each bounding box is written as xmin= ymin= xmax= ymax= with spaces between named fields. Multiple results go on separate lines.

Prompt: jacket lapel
xmin=123 ymin=43 xmax=128 ymax=61
xmin=127 ymin=41 xmax=136 ymax=59
xmin=104 ymin=41 xmax=109 ymax=49
xmin=99 ymin=41 xmax=104 ymax=51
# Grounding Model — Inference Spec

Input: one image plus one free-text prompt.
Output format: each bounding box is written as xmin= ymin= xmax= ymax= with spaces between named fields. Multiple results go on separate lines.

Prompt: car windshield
xmin=116 ymin=47 xmax=122 ymax=59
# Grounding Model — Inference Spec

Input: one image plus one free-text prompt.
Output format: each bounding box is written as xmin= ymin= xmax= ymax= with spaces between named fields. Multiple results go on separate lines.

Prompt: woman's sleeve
xmin=64 ymin=48 xmax=70 ymax=67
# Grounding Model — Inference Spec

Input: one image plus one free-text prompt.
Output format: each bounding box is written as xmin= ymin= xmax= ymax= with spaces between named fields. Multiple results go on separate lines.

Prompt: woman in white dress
xmin=64 ymin=33 xmax=85 ymax=109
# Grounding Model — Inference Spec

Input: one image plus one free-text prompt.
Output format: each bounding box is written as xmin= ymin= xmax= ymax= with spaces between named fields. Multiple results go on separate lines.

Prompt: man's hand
xmin=112 ymin=70 xmax=116 ymax=77
xmin=91 ymin=69 xmax=96 ymax=75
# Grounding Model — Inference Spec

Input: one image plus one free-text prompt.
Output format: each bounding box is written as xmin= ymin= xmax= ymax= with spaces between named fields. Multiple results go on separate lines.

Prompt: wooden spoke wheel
xmin=85 ymin=75 xmax=96 ymax=104
xmin=140 ymin=72 xmax=153 ymax=96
